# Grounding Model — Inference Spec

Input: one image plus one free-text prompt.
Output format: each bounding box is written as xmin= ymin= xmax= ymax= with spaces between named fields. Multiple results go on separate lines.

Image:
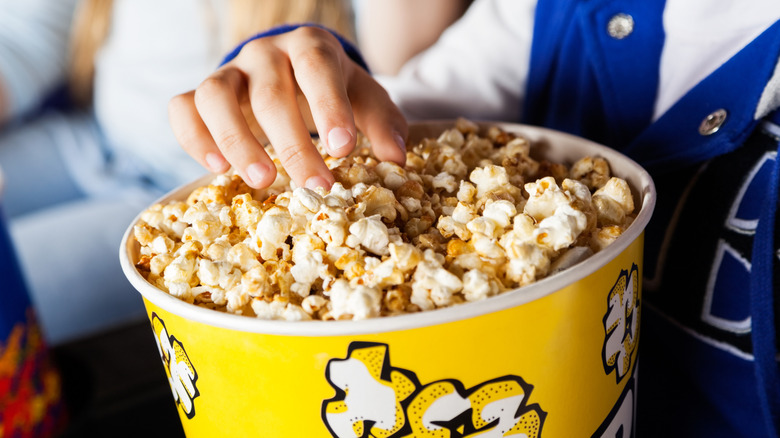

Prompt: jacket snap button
xmin=699 ymin=109 xmax=728 ymax=135
xmin=607 ymin=13 xmax=634 ymax=39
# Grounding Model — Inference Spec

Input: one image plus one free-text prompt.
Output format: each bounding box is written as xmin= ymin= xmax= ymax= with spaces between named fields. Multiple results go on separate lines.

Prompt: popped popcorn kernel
xmin=346 ymin=215 xmax=391 ymax=256
xmin=254 ymin=206 xmax=292 ymax=261
xmin=328 ymin=279 xmax=382 ymax=320
xmin=593 ymin=177 xmax=635 ymax=226
xmin=570 ymin=156 xmax=611 ymax=190
xmin=462 ymin=270 xmax=501 ymax=302
xmin=301 ymin=294 xmax=329 ymax=316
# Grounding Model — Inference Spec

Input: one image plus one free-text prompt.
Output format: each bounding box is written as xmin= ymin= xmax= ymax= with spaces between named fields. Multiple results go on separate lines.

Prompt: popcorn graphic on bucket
xmin=151 ymin=313 xmax=200 ymax=419
xmin=120 ymin=121 xmax=655 ymax=437
xmin=322 ymin=342 xmax=545 ymax=437
xmin=602 ymin=264 xmax=640 ymax=384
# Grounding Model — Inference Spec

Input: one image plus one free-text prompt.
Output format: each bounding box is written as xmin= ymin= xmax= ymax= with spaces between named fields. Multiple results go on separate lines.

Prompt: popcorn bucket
xmin=120 ymin=122 xmax=655 ymax=437
xmin=0 ymin=167 xmax=66 ymax=437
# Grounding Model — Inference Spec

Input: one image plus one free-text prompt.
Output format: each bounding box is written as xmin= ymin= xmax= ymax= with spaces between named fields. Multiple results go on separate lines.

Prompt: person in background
xmin=168 ymin=0 xmax=780 ymax=436
xmin=0 ymin=0 xmax=354 ymax=345
xmin=353 ymin=0 xmax=472 ymax=76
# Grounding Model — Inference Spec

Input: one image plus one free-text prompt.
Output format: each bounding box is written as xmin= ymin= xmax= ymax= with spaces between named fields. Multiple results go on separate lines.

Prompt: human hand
xmin=169 ymin=26 xmax=408 ymax=190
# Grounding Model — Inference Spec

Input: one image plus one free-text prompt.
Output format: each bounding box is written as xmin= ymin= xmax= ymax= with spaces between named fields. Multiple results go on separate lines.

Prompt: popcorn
xmin=311 ymin=205 xmax=349 ymax=247
xmin=432 ymin=172 xmax=459 ymax=193
xmin=524 ymin=177 xmax=572 ymax=222
xmin=231 ymin=194 xmax=262 ymax=232
xmin=254 ymin=206 xmax=292 ymax=261
xmin=301 ymin=294 xmax=328 ymax=316
xmin=462 ymin=269 xmax=501 ymax=302
xmin=590 ymin=225 xmax=628 ymax=252
xmin=482 ymin=200 xmax=517 ymax=229
xmin=383 ymin=287 xmax=412 ymax=314
xmin=251 ymin=299 xmax=312 ymax=321
xmin=357 ymin=185 xmax=398 ymax=222
xmin=374 ymin=162 xmax=408 ymax=190
xmin=437 ymin=127 xmax=466 ymax=148
xmin=592 ymin=178 xmax=635 ymax=226
xmin=411 ymin=250 xmax=464 ymax=310
xmin=324 ymin=183 xmax=353 ymax=208
xmin=150 ymin=253 xmax=174 ymax=276
xmin=290 ymin=247 xmax=328 ymax=297
xmin=198 ymin=259 xmax=232 ymax=287
xmin=328 ymin=279 xmax=382 ymax=320
xmin=570 ymin=156 xmax=611 ymax=190
xmin=182 ymin=201 xmax=228 ymax=244
xmin=134 ymin=119 xmax=637 ymax=321
xmin=346 ymin=215 xmax=391 ymax=256
xmin=228 ymin=242 xmax=262 ymax=272
xmin=533 ymin=204 xmax=588 ymax=251
xmin=288 ymin=187 xmax=324 ymax=232
xmin=466 ymin=217 xmax=502 ymax=239
xmin=388 ymin=243 xmax=423 ymax=272
xmin=456 ymin=181 xmax=477 ymax=204
xmin=470 ymin=165 xmax=512 ymax=199
xmin=503 ymin=239 xmax=552 ymax=286
xmin=164 ymin=242 xmax=200 ymax=283
xmin=239 ymin=265 xmax=269 ymax=298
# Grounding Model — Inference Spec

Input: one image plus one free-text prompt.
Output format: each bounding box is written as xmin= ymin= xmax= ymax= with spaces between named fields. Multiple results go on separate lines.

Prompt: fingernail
xmin=246 ymin=162 xmax=270 ymax=186
xmin=393 ymin=132 xmax=406 ymax=154
xmin=205 ymin=152 xmax=227 ymax=172
xmin=305 ymin=175 xmax=332 ymax=191
xmin=327 ymin=127 xmax=353 ymax=153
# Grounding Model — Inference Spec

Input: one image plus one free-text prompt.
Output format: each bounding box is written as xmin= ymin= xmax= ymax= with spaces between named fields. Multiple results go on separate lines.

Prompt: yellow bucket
xmin=119 ymin=122 xmax=655 ymax=437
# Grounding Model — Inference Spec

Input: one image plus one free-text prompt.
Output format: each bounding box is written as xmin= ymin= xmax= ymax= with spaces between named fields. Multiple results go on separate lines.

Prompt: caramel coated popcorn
xmin=133 ymin=119 xmax=636 ymax=321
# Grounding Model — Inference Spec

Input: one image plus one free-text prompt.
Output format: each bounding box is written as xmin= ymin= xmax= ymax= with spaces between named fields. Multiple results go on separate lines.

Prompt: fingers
xmin=234 ymin=36 xmax=334 ymax=190
xmin=170 ymin=26 xmax=408 ymax=191
xmin=169 ymin=91 xmax=231 ymax=174
xmin=279 ymin=27 xmax=407 ymax=166
xmin=282 ymin=27 xmax=357 ymax=158
xmin=192 ymin=67 xmax=278 ymax=188
xmin=349 ymin=68 xmax=408 ymax=166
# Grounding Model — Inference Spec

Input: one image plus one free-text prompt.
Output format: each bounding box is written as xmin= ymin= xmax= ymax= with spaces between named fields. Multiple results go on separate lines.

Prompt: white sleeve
xmin=375 ymin=0 xmax=537 ymax=122
xmin=0 ymin=0 xmax=78 ymax=118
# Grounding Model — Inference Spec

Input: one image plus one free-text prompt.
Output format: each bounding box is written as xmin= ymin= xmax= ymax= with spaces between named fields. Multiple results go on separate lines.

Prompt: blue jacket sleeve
xmin=219 ymin=23 xmax=369 ymax=72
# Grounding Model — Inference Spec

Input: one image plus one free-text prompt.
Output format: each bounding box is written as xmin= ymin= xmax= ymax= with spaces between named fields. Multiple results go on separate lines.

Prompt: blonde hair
xmin=68 ymin=0 xmax=355 ymax=106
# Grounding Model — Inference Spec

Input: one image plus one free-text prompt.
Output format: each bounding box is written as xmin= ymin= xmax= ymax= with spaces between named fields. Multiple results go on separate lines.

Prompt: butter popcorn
xmin=346 ymin=215 xmax=391 ymax=256
xmin=133 ymin=119 xmax=638 ymax=320
xmin=254 ymin=206 xmax=292 ymax=261
xmin=462 ymin=269 xmax=502 ymax=302
xmin=411 ymin=250 xmax=464 ymax=310
xmin=328 ymin=279 xmax=382 ymax=320
xmin=524 ymin=177 xmax=572 ymax=221
xmin=470 ymin=165 xmax=512 ymax=199
xmin=288 ymin=187 xmax=324 ymax=232
xmin=592 ymin=177 xmax=635 ymax=226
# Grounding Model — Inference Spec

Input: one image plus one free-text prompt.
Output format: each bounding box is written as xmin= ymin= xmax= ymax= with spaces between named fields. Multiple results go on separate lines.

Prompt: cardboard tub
xmin=120 ymin=122 xmax=656 ymax=437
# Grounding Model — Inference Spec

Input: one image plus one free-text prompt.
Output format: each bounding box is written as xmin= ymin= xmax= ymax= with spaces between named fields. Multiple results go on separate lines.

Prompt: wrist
xmin=219 ymin=23 xmax=369 ymax=72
